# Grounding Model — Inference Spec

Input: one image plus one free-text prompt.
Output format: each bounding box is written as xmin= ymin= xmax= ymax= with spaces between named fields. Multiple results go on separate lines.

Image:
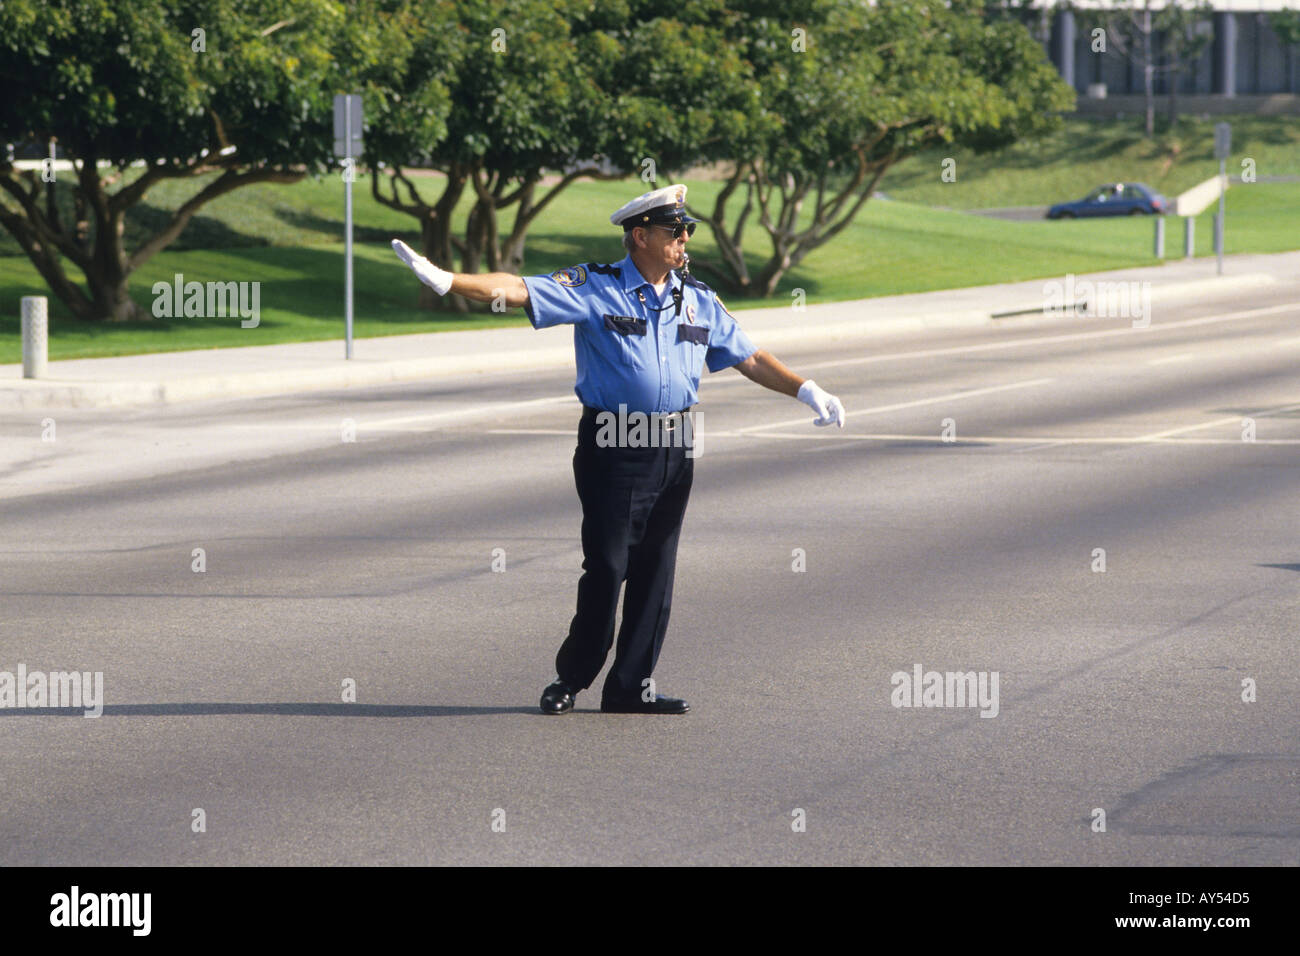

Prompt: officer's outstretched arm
xmin=448 ymin=272 xmax=529 ymax=308
xmin=391 ymin=240 xmax=529 ymax=309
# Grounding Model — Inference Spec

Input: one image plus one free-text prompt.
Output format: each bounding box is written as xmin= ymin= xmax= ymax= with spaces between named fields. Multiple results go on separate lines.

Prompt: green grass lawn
xmin=1 ymin=114 xmax=1296 ymax=363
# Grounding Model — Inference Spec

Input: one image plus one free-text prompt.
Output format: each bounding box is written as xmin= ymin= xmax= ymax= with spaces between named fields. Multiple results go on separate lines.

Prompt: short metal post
xmin=1184 ymin=218 xmax=1195 ymax=258
xmin=21 ymin=296 xmax=48 ymax=379
xmin=1216 ymin=157 xmax=1226 ymax=275
xmin=1214 ymin=210 xmax=1224 ymax=274
xmin=1153 ymin=216 xmax=1165 ymax=258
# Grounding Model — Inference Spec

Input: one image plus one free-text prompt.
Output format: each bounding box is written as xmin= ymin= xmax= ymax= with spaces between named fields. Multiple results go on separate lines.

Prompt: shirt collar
xmin=620 ymin=254 xmax=675 ymax=294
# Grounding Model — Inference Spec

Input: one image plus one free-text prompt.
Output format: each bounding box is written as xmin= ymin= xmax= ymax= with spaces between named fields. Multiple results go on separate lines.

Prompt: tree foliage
xmin=0 ymin=0 xmax=1081 ymax=319
xmin=368 ymin=0 xmax=761 ymax=311
xmin=690 ymin=0 xmax=1075 ymax=297
xmin=0 ymin=0 xmax=402 ymax=321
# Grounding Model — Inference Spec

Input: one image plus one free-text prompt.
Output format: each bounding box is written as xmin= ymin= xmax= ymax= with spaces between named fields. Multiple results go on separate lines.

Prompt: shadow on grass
xmin=124 ymin=203 xmax=268 ymax=251
xmin=272 ymin=206 xmax=413 ymax=244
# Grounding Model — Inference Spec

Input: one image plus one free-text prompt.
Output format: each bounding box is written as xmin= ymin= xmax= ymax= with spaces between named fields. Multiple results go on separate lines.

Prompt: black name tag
xmin=604 ymin=314 xmax=646 ymax=336
xmin=677 ymin=324 xmax=708 ymax=346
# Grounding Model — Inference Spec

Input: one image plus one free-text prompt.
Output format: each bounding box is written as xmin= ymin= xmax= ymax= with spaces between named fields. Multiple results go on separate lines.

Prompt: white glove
xmin=391 ymin=239 xmax=453 ymax=295
xmin=797 ymin=379 xmax=845 ymax=428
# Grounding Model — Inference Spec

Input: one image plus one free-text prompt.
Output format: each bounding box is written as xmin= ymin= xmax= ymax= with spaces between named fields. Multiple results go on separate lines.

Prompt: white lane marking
xmin=704 ymin=302 xmax=1297 ymax=385
xmin=1134 ymin=401 xmax=1300 ymax=441
xmin=1011 ymin=439 xmax=1072 ymax=454
xmin=488 ymin=429 xmax=575 ymax=436
xmin=730 ymin=377 xmax=1055 ymax=435
xmin=483 ymin=429 xmax=1300 ymax=446
xmin=362 ymin=395 xmax=579 ymax=430
xmin=1146 ymin=337 xmax=1300 ymax=366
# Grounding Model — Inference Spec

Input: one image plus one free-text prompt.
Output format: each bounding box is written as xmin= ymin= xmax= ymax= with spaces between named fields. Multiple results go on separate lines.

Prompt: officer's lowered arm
xmin=735 ymin=350 xmax=846 ymax=428
xmin=734 ymin=349 xmax=803 ymax=397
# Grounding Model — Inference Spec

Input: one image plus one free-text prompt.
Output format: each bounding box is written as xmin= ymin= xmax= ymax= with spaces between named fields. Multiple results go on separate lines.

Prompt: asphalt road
xmin=2 ymin=283 xmax=1298 ymax=866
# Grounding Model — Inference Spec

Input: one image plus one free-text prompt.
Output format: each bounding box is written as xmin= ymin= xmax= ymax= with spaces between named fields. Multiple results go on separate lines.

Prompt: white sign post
xmin=333 ymin=94 xmax=363 ymax=359
xmin=1214 ymin=122 xmax=1230 ymax=276
xmin=1174 ymin=174 xmax=1228 ymax=264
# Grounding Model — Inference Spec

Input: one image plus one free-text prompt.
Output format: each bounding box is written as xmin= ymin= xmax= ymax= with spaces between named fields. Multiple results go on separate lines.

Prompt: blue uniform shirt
xmin=522 ymin=254 xmax=758 ymax=414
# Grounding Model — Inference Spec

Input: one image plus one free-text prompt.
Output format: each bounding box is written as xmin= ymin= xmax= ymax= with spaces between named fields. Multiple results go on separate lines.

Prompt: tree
xmin=1158 ymin=2 xmax=1213 ymax=126
xmin=370 ymin=0 xmax=610 ymax=311
xmin=689 ymin=0 xmax=1075 ymax=298
xmin=1270 ymin=6 xmax=1300 ymax=48
xmin=1078 ymin=0 xmax=1213 ymax=137
xmin=0 ymin=0 xmax=397 ymax=322
xmin=368 ymin=0 xmax=760 ymax=311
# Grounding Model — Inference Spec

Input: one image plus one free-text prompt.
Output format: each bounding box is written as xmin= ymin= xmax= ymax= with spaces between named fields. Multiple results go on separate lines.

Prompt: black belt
xmin=581 ymin=405 xmax=693 ymax=430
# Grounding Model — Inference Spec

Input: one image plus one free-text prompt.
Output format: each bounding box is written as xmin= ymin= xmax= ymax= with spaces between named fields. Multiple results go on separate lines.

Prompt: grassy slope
xmin=1 ymin=116 xmax=1295 ymax=362
xmin=877 ymin=114 xmax=1300 ymax=208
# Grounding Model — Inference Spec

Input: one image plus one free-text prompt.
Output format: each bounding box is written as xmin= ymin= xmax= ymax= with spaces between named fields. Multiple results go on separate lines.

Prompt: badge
xmin=685 ymin=304 xmax=696 ymax=323
xmin=551 ymin=265 xmax=588 ymax=287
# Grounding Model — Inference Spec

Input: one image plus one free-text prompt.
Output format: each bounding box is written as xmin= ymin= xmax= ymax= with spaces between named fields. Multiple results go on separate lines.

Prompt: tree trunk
xmin=88 ymin=272 xmax=143 ymax=322
xmin=419 ymin=212 xmax=455 ymax=313
xmin=1143 ymin=11 xmax=1155 ymax=137
xmin=419 ymin=172 xmax=466 ymax=313
xmin=754 ymin=248 xmax=791 ymax=298
xmin=499 ymin=180 xmax=535 ymax=274
xmin=689 ymin=164 xmax=754 ymax=296
xmin=462 ymin=201 xmax=487 ymax=276
xmin=87 ymin=217 xmax=143 ymax=322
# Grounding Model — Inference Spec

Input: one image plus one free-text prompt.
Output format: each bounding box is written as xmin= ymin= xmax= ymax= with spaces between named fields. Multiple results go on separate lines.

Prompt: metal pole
xmin=344 ymin=96 xmax=354 ymax=360
xmin=1215 ymin=159 xmax=1225 ymax=275
xmin=1153 ymin=216 xmax=1165 ymax=259
xmin=21 ymin=296 xmax=48 ymax=379
xmin=1184 ymin=217 xmax=1194 ymax=258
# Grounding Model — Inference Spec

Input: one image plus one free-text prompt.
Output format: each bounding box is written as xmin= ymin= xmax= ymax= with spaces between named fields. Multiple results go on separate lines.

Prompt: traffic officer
xmin=392 ymin=183 xmax=845 ymax=715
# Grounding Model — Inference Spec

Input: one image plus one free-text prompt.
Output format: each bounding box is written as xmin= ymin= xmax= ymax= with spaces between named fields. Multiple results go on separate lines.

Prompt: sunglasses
xmin=651 ymin=222 xmax=696 ymax=239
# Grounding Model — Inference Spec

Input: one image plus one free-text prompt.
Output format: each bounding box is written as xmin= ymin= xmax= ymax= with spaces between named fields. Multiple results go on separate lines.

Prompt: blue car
xmin=1047 ymin=183 xmax=1168 ymax=219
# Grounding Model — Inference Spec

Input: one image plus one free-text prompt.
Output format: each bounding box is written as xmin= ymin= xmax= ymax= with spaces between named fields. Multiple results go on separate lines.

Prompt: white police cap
xmin=610 ymin=183 xmax=700 ymax=230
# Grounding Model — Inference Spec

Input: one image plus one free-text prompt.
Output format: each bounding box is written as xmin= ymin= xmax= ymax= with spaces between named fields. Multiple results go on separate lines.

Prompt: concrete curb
xmin=0 ymin=346 xmax=578 ymax=411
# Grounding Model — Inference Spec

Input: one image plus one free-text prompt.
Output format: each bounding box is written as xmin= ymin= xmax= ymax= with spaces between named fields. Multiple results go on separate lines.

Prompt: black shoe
xmin=540 ymin=679 xmax=578 ymax=715
xmin=600 ymin=693 xmax=689 ymax=715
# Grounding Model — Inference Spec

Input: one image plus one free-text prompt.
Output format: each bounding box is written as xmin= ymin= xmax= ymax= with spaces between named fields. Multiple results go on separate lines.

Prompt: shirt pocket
xmin=603 ymin=314 xmax=648 ymax=369
xmin=676 ymin=322 xmax=710 ymax=372
xmin=676 ymin=323 xmax=708 ymax=347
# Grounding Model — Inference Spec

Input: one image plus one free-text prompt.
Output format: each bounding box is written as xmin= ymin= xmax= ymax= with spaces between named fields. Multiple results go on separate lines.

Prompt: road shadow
xmin=1257 ymin=563 xmax=1300 ymax=572
xmin=0 ymin=702 xmax=536 ymax=718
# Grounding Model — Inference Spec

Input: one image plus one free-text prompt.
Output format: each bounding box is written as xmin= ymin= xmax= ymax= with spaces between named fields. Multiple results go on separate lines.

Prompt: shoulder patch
xmin=587 ymin=262 xmax=621 ymax=278
xmin=551 ymin=265 xmax=588 ymax=287
xmin=715 ymin=294 xmax=738 ymax=321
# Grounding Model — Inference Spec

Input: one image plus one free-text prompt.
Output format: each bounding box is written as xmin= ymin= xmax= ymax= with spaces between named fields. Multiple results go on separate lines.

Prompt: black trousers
xmin=555 ymin=407 xmax=695 ymax=704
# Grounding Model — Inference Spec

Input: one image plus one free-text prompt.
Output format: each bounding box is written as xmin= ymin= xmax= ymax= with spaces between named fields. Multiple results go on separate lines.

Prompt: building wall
xmin=1032 ymin=7 xmax=1300 ymax=107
